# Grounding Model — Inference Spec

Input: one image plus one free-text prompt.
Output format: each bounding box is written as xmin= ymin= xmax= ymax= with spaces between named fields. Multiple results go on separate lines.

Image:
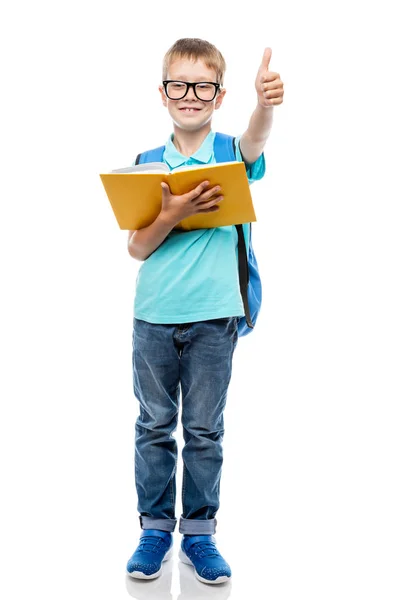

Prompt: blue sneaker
xmin=179 ymin=535 xmax=231 ymax=584
xmin=126 ymin=529 xmax=173 ymax=579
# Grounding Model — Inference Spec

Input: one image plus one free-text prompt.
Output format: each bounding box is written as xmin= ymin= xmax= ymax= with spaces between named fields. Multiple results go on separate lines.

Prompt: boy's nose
xmin=185 ymin=88 xmax=197 ymax=100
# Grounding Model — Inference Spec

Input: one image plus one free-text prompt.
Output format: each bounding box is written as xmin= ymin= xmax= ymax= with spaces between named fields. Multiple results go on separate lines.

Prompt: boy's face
xmin=158 ymin=57 xmax=226 ymax=132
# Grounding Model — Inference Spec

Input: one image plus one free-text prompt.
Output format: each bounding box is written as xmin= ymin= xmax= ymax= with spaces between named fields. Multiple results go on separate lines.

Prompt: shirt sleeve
xmin=234 ymin=134 xmax=266 ymax=185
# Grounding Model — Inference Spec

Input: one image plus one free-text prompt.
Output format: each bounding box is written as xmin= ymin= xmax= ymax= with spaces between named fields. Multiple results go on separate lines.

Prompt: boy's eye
xmin=169 ymin=83 xmax=213 ymax=90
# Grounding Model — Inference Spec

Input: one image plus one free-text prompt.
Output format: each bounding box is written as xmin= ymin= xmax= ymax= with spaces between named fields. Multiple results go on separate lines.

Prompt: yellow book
xmin=99 ymin=161 xmax=257 ymax=231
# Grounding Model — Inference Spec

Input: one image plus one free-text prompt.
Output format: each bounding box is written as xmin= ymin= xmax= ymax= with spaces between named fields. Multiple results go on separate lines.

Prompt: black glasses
xmin=163 ymin=80 xmax=221 ymax=102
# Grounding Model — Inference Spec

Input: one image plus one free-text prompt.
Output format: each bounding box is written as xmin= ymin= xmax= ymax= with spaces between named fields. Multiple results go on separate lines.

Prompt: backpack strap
xmin=236 ymin=221 xmax=253 ymax=328
xmin=135 ymin=145 xmax=165 ymax=165
xmin=213 ymin=131 xmax=236 ymax=162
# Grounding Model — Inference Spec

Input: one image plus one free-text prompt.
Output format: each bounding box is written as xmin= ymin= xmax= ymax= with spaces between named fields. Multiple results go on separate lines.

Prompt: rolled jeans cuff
xmin=139 ymin=515 xmax=177 ymax=532
xmin=179 ymin=517 xmax=217 ymax=535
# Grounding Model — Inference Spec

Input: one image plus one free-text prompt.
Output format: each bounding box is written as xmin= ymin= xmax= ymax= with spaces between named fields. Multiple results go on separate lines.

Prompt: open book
xmin=99 ymin=161 xmax=257 ymax=231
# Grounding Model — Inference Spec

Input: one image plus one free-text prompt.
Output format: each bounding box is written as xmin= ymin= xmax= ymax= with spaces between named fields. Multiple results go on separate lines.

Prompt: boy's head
xmin=158 ymin=38 xmax=227 ymax=132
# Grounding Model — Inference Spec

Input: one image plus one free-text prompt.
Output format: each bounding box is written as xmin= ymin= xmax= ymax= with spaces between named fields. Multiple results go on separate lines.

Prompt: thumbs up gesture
xmin=255 ymin=47 xmax=284 ymax=107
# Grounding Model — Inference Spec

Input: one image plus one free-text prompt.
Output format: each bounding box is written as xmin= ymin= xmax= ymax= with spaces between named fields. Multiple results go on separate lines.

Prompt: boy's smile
xmin=179 ymin=107 xmax=202 ymax=113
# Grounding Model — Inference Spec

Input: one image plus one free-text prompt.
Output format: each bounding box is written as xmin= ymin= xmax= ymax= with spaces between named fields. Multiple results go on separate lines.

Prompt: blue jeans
xmin=132 ymin=316 xmax=239 ymax=535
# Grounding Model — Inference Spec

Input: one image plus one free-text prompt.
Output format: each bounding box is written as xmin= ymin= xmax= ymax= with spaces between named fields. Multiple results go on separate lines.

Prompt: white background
xmin=1 ymin=1 xmax=399 ymax=599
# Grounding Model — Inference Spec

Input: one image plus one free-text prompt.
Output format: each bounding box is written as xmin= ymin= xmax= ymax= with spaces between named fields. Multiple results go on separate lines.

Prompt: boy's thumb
xmin=161 ymin=182 xmax=168 ymax=191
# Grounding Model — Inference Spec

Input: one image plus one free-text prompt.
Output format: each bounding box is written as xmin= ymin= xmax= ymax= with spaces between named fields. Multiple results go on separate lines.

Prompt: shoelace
xmin=191 ymin=541 xmax=220 ymax=558
xmin=137 ymin=536 xmax=166 ymax=553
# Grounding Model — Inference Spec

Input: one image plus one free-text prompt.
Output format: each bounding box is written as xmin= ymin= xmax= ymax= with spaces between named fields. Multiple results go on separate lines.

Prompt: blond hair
xmin=162 ymin=38 xmax=226 ymax=86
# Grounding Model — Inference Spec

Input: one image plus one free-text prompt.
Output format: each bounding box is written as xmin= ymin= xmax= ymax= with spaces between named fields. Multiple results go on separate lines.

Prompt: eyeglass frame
xmin=162 ymin=80 xmax=222 ymax=102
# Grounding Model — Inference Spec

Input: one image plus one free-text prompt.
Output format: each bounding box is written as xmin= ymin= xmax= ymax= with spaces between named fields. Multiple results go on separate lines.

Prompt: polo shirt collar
xmin=164 ymin=130 xmax=215 ymax=169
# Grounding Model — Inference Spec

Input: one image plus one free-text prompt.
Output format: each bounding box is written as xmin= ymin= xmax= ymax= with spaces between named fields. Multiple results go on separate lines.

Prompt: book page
xmin=172 ymin=161 xmax=239 ymax=173
xmin=111 ymin=162 xmax=169 ymax=174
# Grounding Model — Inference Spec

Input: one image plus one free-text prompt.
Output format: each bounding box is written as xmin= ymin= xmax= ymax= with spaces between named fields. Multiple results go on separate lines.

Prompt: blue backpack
xmin=134 ymin=131 xmax=262 ymax=337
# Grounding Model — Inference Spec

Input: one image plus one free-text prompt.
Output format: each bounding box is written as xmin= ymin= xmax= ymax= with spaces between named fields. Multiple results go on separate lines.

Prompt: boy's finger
xmin=197 ymin=181 xmax=209 ymax=193
xmin=198 ymin=205 xmax=220 ymax=213
xmin=187 ymin=181 xmax=208 ymax=201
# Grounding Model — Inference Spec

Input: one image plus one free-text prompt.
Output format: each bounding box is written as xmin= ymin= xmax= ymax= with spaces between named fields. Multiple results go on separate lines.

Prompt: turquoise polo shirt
xmin=133 ymin=129 xmax=265 ymax=324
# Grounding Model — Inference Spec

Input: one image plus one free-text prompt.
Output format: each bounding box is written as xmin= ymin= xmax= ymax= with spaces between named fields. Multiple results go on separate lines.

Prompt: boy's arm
xmin=127 ymin=213 xmax=176 ymax=261
xmin=240 ymin=46 xmax=284 ymax=165
xmin=239 ymin=105 xmax=274 ymax=164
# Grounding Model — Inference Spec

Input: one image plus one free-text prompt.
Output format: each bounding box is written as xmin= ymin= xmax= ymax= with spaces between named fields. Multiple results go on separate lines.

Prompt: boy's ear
xmin=214 ymin=88 xmax=227 ymax=110
xmin=159 ymin=85 xmax=168 ymax=107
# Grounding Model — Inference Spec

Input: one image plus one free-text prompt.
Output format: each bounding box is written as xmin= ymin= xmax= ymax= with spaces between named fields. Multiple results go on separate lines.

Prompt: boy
xmin=125 ymin=38 xmax=284 ymax=584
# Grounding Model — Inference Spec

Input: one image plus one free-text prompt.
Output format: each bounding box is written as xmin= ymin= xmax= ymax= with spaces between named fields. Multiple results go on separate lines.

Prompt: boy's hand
xmin=255 ymin=47 xmax=284 ymax=107
xmin=159 ymin=181 xmax=223 ymax=227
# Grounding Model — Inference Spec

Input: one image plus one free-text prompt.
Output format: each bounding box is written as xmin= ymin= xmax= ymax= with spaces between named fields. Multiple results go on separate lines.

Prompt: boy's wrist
xmin=158 ymin=210 xmax=179 ymax=229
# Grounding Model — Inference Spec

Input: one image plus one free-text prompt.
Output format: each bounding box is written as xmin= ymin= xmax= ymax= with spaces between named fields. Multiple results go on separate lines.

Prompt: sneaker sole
xmin=178 ymin=548 xmax=230 ymax=585
xmin=127 ymin=546 xmax=173 ymax=579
